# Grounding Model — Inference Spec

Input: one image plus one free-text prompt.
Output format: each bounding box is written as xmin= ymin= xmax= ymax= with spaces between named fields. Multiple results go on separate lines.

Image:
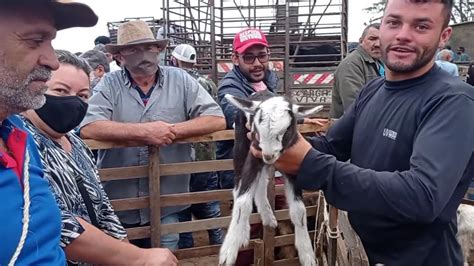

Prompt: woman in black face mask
xmin=20 ymin=50 xmax=176 ymax=265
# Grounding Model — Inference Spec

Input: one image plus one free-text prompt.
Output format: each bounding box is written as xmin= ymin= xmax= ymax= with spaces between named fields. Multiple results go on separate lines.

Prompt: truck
xmin=107 ymin=0 xmax=348 ymax=117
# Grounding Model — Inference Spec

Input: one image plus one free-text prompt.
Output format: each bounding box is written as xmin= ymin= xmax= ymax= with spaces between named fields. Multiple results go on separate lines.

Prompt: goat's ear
xmin=292 ymin=104 xmax=324 ymax=117
xmin=225 ymin=94 xmax=260 ymax=114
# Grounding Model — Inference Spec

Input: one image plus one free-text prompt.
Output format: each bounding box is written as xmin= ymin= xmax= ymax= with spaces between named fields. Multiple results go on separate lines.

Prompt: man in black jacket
xmin=253 ymin=0 xmax=474 ymax=265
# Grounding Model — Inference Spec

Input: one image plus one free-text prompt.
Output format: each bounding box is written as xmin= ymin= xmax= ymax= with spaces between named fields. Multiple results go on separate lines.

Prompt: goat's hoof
xmin=298 ymin=253 xmax=317 ymax=266
xmin=219 ymin=244 xmax=238 ymax=266
xmin=264 ymin=216 xmax=278 ymax=228
xmin=261 ymin=213 xmax=278 ymax=228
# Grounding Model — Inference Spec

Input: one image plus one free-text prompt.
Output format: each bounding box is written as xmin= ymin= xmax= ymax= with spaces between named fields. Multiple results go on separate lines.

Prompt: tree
xmin=364 ymin=0 xmax=473 ymax=24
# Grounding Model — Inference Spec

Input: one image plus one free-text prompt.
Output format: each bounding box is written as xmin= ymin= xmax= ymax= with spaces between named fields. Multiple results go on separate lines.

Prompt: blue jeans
xmin=178 ymin=171 xmax=224 ymax=249
xmin=123 ymin=213 xmax=179 ymax=250
xmin=218 ymin=170 xmax=235 ymax=189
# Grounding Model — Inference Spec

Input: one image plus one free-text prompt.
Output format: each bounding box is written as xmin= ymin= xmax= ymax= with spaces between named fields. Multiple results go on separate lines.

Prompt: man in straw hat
xmin=80 ymin=20 xmax=226 ymax=250
xmin=0 ymin=0 xmax=97 ymax=265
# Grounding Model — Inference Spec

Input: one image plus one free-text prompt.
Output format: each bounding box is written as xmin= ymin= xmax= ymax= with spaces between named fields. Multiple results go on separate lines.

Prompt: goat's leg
xmin=284 ymin=176 xmax=316 ymax=266
xmin=254 ymin=165 xmax=278 ymax=228
xmin=219 ymin=180 xmax=258 ymax=265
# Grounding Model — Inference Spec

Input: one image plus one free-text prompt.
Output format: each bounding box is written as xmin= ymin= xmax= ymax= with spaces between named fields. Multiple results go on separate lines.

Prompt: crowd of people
xmin=1 ymin=0 xmax=473 ymax=265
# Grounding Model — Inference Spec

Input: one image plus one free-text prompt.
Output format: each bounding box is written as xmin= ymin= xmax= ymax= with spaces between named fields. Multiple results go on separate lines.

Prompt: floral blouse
xmin=22 ymin=117 xmax=126 ymax=249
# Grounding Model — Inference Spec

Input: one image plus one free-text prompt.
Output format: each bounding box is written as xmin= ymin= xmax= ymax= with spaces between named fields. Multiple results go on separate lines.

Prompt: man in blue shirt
xmin=435 ymin=49 xmax=459 ymax=76
xmin=253 ymin=0 xmax=474 ymax=265
xmin=0 ymin=1 xmax=98 ymax=265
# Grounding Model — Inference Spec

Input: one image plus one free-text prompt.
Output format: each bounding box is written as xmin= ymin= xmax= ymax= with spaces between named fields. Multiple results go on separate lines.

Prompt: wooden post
xmin=263 ymin=168 xmax=276 ymax=266
xmin=148 ymin=146 xmax=162 ymax=247
xmin=328 ymin=206 xmax=339 ymax=266
xmin=254 ymin=240 xmax=265 ymax=266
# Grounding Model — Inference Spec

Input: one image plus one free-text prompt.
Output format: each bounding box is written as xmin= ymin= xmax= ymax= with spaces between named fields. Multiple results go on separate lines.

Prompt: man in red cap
xmin=215 ymin=28 xmax=280 ymax=265
xmin=216 ymin=28 xmax=279 ymax=190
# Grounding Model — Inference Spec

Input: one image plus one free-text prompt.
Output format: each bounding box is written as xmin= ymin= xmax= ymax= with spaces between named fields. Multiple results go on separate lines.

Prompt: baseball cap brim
xmin=235 ymin=41 xmax=268 ymax=54
xmin=51 ymin=1 xmax=98 ymax=30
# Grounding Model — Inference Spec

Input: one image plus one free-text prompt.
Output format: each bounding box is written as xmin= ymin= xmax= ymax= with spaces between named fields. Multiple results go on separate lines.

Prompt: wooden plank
xmin=272 ymin=258 xmax=301 ymax=266
xmin=338 ymin=211 xmax=369 ymax=265
xmin=126 ymin=226 xmax=151 ymax=240
xmin=85 ymin=125 xmax=321 ymax=150
xmin=336 ymin=236 xmax=351 ymax=266
xmin=173 ymin=241 xmax=256 ymax=260
xmin=149 ymin=146 xmax=161 ymax=247
xmin=174 ymin=129 xmax=235 ymax=144
xmin=160 ymin=159 xmax=233 ymax=176
xmin=174 ymin=245 xmax=221 ymax=260
xmin=273 ymin=231 xmax=316 ymax=247
xmin=161 ymin=189 xmax=233 ymax=207
xmin=99 ymin=166 xmax=148 ymax=181
xmin=109 ymin=187 xmax=319 ymax=210
xmin=110 ymin=197 xmax=149 ymax=211
xmin=160 ymin=207 xmax=317 ymax=235
xmin=254 ymin=240 xmax=265 ymax=266
xmin=160 ymin=185 xmax=318 ymax=207
xmin=99 ymin=160 xmax=233 ymax=181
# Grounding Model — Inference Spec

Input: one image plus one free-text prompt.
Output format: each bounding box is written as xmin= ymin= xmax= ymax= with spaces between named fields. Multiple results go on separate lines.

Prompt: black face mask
xmin=35 ymin=94 xmax=88 ymax=134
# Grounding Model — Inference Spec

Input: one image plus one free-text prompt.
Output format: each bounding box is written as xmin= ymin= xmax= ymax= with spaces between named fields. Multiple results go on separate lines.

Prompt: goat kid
xmin=457 ymin=203 xmax=474 ymax=266
xmin=219 ymin=91 xmax=323 ymax=266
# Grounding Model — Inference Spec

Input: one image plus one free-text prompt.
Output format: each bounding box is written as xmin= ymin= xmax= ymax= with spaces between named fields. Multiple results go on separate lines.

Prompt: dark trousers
xmin=178 ymin=171 xmax=224 ymax=248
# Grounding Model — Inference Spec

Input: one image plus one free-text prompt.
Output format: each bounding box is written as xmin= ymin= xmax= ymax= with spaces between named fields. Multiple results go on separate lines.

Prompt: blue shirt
xmin=297 ymin=66 xmax=474 ymax=265
xmin=0 ymin=115 xmax=65 ymax=265
xmin=435 ymin=60 xmax=459 ymax=76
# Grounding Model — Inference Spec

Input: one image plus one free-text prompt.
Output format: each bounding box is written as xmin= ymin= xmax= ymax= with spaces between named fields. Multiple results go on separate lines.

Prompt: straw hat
xmin=106 ymin=20 xmax=169 ymax=54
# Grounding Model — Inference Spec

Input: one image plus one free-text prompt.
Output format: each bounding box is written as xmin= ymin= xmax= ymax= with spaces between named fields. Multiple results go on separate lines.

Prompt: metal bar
xmin=284 ymin=0 xmax=290 ymax=97
xmin=341 ymin=0 xmax=348 ymax=58
xmin=214 ymin=3 xmax=342 ymax=10
xmin=232 ymin=0 xmax=250 ymax=27
xmin=328 ymin=206 xmax=339 ymax=266
xmin=184 ymin=0 xmax=202 ymax=42
xmin=294 ymin=0 xmax=320 ymax=57
xmin=211 ymin=0 xmax=218 ymax=85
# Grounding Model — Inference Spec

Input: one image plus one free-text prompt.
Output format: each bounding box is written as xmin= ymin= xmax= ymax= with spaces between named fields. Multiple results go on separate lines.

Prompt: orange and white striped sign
xmin=292 ymin=72 xmax=334 ymax=85
xmin=217 ymin=61 xmax=284 ymax=73
xmin=217 ymin=62 xmax=234 ymax=73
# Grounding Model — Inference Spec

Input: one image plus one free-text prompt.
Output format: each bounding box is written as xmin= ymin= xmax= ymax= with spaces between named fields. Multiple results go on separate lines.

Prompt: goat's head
xmin=226 ymin=94 xmax=323 ymax=164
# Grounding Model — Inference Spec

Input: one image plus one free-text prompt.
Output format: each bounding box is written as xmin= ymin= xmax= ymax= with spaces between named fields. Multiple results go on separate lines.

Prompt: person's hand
xmin=142 ymin=121 xmax=177 ymax=146
xmin=303 ymin=118 xmax=330 ymax=136
xmin=303 ymin=118 xmax=328 ymax=127
xmin=137 ymin=248 xmax=178 ymax=266
xmin=250 ymin=133 xmax=312 ymax=175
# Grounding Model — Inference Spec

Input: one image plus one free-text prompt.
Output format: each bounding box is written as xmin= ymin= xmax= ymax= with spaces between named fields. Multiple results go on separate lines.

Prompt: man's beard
xmin=241 ymin=66 xmax=266 ymax=83
xmin=0 ymin=66 xmax=51 ymax=114
xmin=382 ymin=44 xmax=438 ymax=74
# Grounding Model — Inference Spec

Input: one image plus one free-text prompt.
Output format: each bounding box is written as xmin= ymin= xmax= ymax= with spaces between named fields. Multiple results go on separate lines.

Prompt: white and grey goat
xmin=219 ymin=91 xmax=323 ymax=266
xmin=457 ymin=203 xmax=474 ymax=266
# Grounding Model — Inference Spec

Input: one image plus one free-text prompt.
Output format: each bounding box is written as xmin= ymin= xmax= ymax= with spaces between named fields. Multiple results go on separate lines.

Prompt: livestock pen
xmin=85 ymin=124 xmax=368 ymax=265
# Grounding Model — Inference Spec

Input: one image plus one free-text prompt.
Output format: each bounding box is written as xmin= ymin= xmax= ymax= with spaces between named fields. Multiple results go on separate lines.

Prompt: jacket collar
xmin=231 ymin=66 xmax=278 ymax=92
xmin=357 ymin=45 xmax=378 ymax=64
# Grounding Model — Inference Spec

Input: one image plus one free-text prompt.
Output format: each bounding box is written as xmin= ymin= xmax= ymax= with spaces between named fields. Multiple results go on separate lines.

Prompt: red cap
xmin=233 ymin=28 xmax=268 ymax=54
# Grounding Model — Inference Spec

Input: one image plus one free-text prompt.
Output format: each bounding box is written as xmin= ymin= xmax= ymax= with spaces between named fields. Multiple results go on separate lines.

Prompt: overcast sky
xmin=53 ymin=0 xmax=379 ymax=52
